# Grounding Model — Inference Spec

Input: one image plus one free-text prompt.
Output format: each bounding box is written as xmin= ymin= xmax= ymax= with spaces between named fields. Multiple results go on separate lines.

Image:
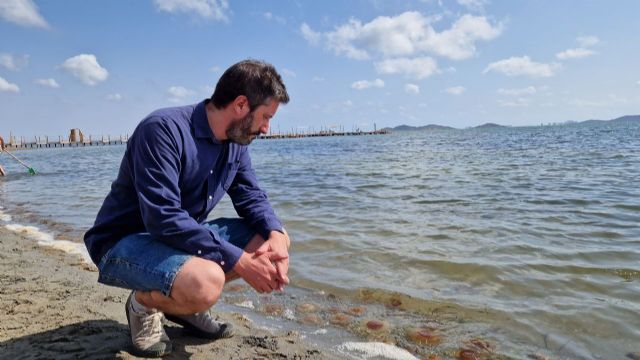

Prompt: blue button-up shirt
xmin=84 ymin=100 xmax=282 ymax=272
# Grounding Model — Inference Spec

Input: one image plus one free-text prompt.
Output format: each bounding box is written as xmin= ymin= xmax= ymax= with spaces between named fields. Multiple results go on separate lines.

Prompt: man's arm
xmin=130 ymin=119 xmax=243 ymax=272
xmin=226 ymin=148 xmax=283 ymax=239
xmin=226 ymin=148 xmax=290 ymax=289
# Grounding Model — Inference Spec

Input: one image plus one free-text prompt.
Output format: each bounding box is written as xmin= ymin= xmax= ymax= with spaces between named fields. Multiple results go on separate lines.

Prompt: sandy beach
xmin=0 ymin=226 xmax=340 ymax=360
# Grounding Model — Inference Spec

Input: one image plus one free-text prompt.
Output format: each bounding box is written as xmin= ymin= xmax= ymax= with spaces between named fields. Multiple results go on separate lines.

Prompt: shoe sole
xmin=125 ymin=292 xmax=172 ymax=357
xmin=165 ymin=313 xmax=234 ymax=340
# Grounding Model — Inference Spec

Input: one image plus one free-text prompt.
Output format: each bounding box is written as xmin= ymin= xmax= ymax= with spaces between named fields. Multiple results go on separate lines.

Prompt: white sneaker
xmin=165 ymin=311 xmax=234 ymax=339
xmin=125 ymin=292 xmax=172 ymax=357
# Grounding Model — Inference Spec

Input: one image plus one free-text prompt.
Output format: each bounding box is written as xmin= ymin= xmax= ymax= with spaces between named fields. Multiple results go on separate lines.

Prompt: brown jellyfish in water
xmin=226 ymin=283 xmax=246 ymax=292
xmin=296 ymin=303 xmax=319 ymax=313
xmin=363 ymin=319 xmax=389 ymax=332
xmin=387 ymin=296 xmax=403 ymax=308
xmin=358 ymin=289 xmax=376 ymax=303
xmin=262 ymin=303 xmax=284 ymax=316
xmin=469 ymin=338 xmax=494 ymax=352
xmin=457 ymin=349 xmax=480 ymax=360
xmin=300 ymin=314 xmax=324 ymax=325
xmin=327 ymin=307 xmax=343 ymax=315
xmin=346 ymin=306 xmax=366 ymax=316
xmin=405 ymin=327 xmax=443 ymax=346
xmin=329 ymin=313 xmax=352 ymax=326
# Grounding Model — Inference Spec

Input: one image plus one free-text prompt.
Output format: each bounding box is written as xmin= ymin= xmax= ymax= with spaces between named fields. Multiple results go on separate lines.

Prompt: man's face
xmin=227 ymin=100 xmax=279 ymax=145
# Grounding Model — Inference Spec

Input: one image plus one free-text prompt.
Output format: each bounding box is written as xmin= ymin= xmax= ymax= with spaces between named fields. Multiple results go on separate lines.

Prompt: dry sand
xmin=0 ymin=227 xmax=341 ymax=359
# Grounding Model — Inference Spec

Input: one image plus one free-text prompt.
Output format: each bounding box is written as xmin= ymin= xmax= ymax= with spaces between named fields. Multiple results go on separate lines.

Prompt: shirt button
xmin=210 ymin=170 xmax=213 ymax=174
xmin=220 ymin=260 xmax=225 ymax=266
xmin=197 ymin=250 xmax=202 ymax=255
xmin=208 ymin=195 xmax=212 ymax=200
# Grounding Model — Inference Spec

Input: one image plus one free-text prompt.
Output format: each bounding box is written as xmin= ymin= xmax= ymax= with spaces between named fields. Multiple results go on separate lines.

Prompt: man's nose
xmin=260 ymin=122 xmax=269 ymax=134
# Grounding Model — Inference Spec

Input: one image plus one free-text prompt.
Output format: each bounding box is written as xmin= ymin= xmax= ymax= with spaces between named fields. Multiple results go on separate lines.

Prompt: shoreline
xmin=0 ymin=225 xmax=342 ymax=359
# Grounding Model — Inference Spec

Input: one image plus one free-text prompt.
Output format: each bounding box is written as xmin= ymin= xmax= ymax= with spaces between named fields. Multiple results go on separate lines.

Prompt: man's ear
xmin=232 ymin=95 xmax=250 ymax=116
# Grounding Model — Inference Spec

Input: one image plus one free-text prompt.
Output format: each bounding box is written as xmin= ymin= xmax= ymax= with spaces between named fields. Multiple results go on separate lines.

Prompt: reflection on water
xmin=1 ymin=121 xmax=640 ymax=359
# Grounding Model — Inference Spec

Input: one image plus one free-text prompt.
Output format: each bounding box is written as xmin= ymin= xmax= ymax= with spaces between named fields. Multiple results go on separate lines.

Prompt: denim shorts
xmin=97 ymin=217 xmax=256 ymax=296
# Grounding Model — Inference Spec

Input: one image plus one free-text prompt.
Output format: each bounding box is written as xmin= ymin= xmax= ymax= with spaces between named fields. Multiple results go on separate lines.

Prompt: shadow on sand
xmin=0 ymin=319 xmax=216 ymax=359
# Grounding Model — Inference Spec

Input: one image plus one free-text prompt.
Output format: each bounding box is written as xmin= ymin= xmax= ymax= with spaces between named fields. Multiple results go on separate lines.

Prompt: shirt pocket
xmin=222 ymin=162 xmax=240 ymax=191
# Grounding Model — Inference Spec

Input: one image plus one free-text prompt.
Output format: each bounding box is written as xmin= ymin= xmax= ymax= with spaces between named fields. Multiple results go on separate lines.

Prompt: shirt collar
xmin=193 ymin=99 xmax=222 ymax=143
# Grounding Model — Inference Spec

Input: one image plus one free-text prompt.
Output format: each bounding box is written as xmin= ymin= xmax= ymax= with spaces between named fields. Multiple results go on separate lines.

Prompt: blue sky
xmin=1 ymin=0 xmax=639 ymax=137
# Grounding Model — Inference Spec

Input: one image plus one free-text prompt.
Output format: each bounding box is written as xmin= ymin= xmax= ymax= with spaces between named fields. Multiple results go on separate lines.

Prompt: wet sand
xmin=0 ymin=227 xmax=340 ymax=359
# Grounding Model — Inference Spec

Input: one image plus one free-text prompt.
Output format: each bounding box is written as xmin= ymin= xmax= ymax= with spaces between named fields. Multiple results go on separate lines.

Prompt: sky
xmin=1 ymin=0 xmax=639 ymax=137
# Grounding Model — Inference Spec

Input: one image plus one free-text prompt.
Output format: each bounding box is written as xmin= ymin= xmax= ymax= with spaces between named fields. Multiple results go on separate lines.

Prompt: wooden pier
xmin=2 ymin=128 xmax=390 ymax=150
xmin=3 ymin=129 xmax=129 ymax=150
xmin=259 ymin=129 xmax=390 ymax=139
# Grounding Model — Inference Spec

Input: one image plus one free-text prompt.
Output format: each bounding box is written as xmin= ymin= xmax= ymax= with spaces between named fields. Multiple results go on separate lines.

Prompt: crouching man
xmin=84 ymin=60 xmax=291 ymax=357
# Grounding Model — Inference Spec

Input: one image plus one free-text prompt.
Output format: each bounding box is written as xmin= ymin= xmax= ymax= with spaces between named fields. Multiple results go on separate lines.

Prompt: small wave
xmin=612 ymin=204 xmax=640 ymax=212
xmin=0 ymin=208 xmax=12 ymax=222
xmin=4 ymin=223 xmax=92 ymax=265
xmin=412 ymin=198 xmax=468 ymax=205
xmin=336 ymin=342 xmax=418 ymax=360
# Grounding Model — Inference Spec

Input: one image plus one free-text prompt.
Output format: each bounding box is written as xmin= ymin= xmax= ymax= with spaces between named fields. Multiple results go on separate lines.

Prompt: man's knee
xmin=171 ymin=258 xmax=225 ymax=312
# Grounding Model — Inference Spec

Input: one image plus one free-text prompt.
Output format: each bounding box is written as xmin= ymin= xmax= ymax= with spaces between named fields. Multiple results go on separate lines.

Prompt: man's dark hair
xmin=211 ymin=59 xmax=290 ymax=111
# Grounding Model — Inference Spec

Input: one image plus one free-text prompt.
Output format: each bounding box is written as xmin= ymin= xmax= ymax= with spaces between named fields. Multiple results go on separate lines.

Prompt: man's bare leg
xmin=136 ymin=228 xmax=289 ymax=313
xmin=135 ymin=256 xmax=225 ymax=315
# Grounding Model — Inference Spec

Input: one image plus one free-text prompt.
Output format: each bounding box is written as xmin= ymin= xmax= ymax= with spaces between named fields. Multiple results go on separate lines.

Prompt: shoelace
xmin=139 ymin=312 xmax=164 ymax=339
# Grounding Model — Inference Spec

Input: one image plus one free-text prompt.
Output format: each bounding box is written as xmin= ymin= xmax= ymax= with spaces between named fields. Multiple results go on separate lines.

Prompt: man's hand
xmin=255 ymin=230 xmax=290 ymax=291
xmin=233 ymin=249 xmax=287 ymax=293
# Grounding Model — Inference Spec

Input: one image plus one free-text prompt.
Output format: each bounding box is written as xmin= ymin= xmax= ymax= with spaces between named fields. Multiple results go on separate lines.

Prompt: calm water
xmin=1 ymin=121 xmax=639 ymax=359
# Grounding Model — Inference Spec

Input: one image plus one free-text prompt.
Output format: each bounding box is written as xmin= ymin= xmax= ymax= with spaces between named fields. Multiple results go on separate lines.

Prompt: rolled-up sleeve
xmin=227 ymin=148 xmax=283 ymax=240
xmin=131 ymin=119 xmax=242 ymax=272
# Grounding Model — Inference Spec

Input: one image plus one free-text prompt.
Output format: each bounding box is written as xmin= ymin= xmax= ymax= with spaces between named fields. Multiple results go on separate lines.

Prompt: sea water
xmin=1 ymin=121 xmax=639 ymax=359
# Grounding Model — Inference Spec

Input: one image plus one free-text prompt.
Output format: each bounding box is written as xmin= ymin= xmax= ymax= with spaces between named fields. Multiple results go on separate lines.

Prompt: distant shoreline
xmin=382 ymin=114 xmax=640 ymax=132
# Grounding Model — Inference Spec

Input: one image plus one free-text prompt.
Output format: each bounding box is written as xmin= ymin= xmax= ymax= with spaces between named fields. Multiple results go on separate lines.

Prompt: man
xmin=84 ymin=60 xmax=291 ymax=357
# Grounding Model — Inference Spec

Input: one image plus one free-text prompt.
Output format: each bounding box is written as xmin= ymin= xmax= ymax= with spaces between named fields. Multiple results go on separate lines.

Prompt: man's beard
xmin=227 ymin=112 xmax=259 ymax=145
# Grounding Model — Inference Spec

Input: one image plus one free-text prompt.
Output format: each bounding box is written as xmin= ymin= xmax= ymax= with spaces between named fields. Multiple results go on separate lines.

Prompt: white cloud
xmin=556 ymin=48 xmax=595 ymax=60
xmin=312 ymin=76 xmax=325 ymax=82
xmin=351 ymin=78 xmax=384 ymax=90
xmin=483 ymin=56 xmax=557 ymax=78
xmin=343 ymin=99 xmax=353 ymax=107
xmin=167 ymin=86 xmax=193 ymax=102
xmin=282 ymin=68 xmax=296 ymax=77
xmin=445 ymin=86 xmax=465 ymax=95
xmin=0 ymin=76 xmax=20 ymax=93
xmin=375 ymin=57 xmax=438 ymax=79
xmin=577 ymin=36 xmax=600 ymax=47
xmin=210 ymin=66 xmax=221 ymax=72
xmin=556 ymin=36 xmax=599 ymax=60
xmin=497 ymin=86 xmax=536 ymax=96
xmin=154 ymin=0 xmax=229 ymax=21
xmin=106 ymin=93 xmax=122 ymax=101
xmin=498 ymin=97 xmax=531 ymax=107
xmin=34 ymin=78 xmax=59 ymax=88
xmin=300 ymin=23 xmax=322 ymax=47
xmin=60 ymin=54 xmax=109 ymax=86
xmin=301 ymin=12 xmax=502 ymax=61
xmin=0 ymin=53 xmax=29 ymax=71
xmin=0 ymin=0 xmax=48 ymax=28
xmin=404 ymin=83 xmax=420 ymax=94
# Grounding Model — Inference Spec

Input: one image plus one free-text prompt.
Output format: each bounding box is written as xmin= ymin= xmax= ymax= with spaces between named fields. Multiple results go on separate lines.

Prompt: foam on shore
xmin=336 ymin=342 xmax=419 ymax=360
xmin=4 ymin=223 xmax=93 ymax=265
xmin=0 ymin=207 xmax=12 ymax=222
